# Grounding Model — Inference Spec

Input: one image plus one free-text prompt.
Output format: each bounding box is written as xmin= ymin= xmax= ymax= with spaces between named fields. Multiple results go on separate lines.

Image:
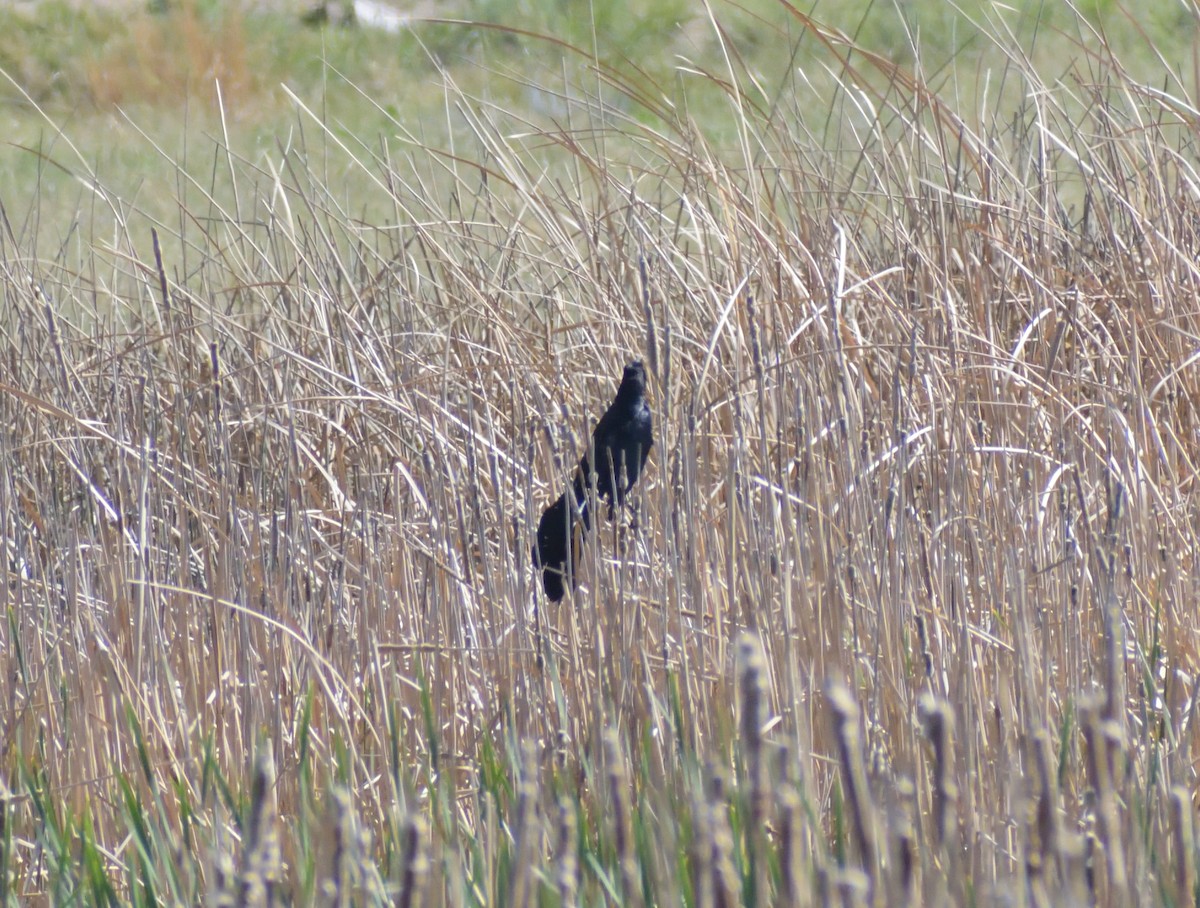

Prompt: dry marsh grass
xmin=3 ymin=3 xmax=1200 ymax=905
xmin=85 ymin=3 xmax=256 ymax=108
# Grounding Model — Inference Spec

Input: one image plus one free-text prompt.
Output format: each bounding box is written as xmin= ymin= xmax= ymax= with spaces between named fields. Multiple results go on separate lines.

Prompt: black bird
xmin=534 ymin=361 xmax=654 ymax=601
xmin=533 ymin=491 xmax=579 ymax=603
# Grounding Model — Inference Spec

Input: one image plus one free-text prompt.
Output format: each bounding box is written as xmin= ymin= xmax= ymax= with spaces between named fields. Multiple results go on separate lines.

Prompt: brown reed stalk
xmin=690 ymin=787 xmax=715 ymax=908
xmin=737 ymin=630 xmax=769 ymax=904
xmin=553 ymin=798 xmax=579 ymax=907
xmin=1171 ymin=786 xmax=1194 ymax=908
xmin=826 ymin=681 xmax=877 ymax=889
xmin=506 ymin=743 xmax=538 ymax=908
xmin=318 ymin=787 xmax=354 ymax=908
xmin=238 ymin=742 xmax=280 ymax=908
xmin=706 ymin=769 xmax=739 ymax=908
xmin=917 ymin=693 xmax=956 ymax=851
xmin=778 ymin=784 xmax=804 ymax=908
xmin=1081 ymin=697 xmax=1128 ymax=901
xmin=396 ymin=814 xmax=427 ymax=908
xmin=604 ymin=728 xmax=641 ymax=907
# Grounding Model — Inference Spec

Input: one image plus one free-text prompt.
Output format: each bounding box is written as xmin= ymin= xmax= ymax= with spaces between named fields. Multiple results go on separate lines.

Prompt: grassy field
xmin=4 ymin=0 xmax=1200 ymax=904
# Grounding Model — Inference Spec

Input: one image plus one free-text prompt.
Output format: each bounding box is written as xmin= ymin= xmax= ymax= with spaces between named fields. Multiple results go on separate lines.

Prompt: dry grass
xmin=2 ymin=3 xmax=1200 ymax=905
xmin=84 ymin=2 xmax=257 ymax=109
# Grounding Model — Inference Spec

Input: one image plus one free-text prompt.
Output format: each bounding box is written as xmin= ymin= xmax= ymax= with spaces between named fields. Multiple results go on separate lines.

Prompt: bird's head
xmin=617 ymin=360 xmax=646 ymax=402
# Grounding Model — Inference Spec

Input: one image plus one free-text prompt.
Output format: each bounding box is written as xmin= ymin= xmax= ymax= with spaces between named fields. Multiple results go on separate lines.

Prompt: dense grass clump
xmin=3 ymin=2 xmax=1200 ymax=905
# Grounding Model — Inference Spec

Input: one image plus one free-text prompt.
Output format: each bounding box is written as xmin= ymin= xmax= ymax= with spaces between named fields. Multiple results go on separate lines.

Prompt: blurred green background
xmin=1 ymin=0 xmax=1196 ymax=250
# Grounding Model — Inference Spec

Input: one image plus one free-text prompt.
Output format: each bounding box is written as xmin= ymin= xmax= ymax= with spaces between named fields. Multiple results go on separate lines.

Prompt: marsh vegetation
xmin=1 ymin=1 xmax=1199 ymax=904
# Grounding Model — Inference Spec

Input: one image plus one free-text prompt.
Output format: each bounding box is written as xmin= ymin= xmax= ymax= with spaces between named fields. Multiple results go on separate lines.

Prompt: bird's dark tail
xmin=533 ymin=487 xmax=586 ymax=602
